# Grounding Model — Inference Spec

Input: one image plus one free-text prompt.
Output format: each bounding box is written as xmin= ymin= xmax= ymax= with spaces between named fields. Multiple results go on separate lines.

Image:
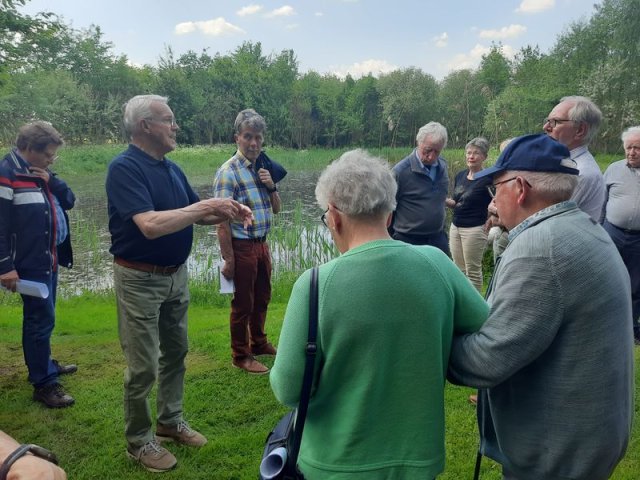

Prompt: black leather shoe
xmin=52 ymin=359 xmax=78 ymax=375
xmin=33 ymin=383 xmax=75 ymax=408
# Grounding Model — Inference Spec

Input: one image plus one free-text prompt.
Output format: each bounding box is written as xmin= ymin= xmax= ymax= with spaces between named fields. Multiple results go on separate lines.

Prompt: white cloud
xmin=433 ymin=32 xmax=448 ymax=48
xmin=174 ymin=18 xmax=245 ymax=36
xmin=314 ymin=12 xmax=324 ymax=17
xmin=479 ymin=24 xmax=527 ymax=40
xmin=330 ymin=59 xmax=398 ymax=79
xmin=237 ymin=4 xmax=263 ymax=16
xmin=285 ymin=23 xmax=299 ymax=30
xmin=516 ymin=0 xmax=555 ymax=14
xmin=445 ymin=44 xmax=517 ymax=72
xmin=265 ymin=6 xmax=296 ymax=18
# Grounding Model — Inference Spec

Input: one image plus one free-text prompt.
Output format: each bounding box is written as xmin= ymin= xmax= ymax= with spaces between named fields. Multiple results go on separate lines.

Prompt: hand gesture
xmin=257 ymin=168 xmax=276 ymax=191
xmin=0 ymin=270 xmax=19 ymax=292
xmin=29 ymin=166 xmax=50 ymax=183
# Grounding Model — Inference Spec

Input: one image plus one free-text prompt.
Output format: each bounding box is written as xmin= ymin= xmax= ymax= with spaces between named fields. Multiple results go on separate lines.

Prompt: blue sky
xmin=20 ymin=0 xmax=598 ymax=80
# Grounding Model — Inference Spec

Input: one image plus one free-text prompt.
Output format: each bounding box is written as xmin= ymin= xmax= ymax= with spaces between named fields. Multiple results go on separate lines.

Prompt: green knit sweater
xmin=270 ymin=239 xmax=488 ymax=479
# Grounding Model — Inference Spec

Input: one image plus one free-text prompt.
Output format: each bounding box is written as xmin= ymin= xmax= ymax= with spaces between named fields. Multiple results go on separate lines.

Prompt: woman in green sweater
xmin=270 ymin=149 xmax=488 ymax=480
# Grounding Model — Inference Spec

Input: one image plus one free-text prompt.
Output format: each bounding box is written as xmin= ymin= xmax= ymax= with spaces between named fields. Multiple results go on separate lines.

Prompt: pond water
xmin=57 ymin=170 xmax=335 ymax=297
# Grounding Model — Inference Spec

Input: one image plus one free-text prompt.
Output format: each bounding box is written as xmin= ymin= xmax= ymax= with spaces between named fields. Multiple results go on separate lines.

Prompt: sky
xmin=20 ymin=0 xmax=599 ymax=80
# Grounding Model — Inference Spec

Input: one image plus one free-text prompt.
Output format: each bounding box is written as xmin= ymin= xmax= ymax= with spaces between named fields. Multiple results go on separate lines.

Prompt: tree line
xmin=1 ymin=0 xmax=638 ymax=152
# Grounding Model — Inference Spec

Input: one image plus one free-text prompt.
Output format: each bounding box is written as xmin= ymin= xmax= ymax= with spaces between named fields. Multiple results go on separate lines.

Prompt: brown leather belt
xmin=114 ymin=257 xmax=181 ymax=275
xmin=232 ymin=236 xmax=267 ymax=243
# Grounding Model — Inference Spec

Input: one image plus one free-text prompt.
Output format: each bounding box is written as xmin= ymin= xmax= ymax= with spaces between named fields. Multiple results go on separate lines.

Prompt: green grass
xmin=1 ymin=295 xmax=638 ymax=479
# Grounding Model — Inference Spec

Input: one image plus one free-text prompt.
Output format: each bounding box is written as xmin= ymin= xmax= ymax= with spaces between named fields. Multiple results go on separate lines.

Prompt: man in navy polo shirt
xmin=106 ymin=94 xmax=252 ymax=473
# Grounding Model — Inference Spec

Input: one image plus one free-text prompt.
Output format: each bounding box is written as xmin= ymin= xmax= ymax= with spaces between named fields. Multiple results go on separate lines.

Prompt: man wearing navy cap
xmin=449 ymin=134 xmax=634 ymax=480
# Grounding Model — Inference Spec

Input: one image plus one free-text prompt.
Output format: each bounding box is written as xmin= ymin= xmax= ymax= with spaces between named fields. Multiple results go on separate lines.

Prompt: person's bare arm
xmin=0 ymin=431 xmax=66 ymax=480
xmin=217 ymin=222 xmax=235 ymax=280
xmin=257 ymin=168 xmax=281 ymax=214
xmin=133 ymin=198 xmax=245 ymax=240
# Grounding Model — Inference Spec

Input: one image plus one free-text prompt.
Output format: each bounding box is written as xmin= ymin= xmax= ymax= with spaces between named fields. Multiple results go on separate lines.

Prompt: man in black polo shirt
xmin=106 ymin=94 xmax=252 ymax=473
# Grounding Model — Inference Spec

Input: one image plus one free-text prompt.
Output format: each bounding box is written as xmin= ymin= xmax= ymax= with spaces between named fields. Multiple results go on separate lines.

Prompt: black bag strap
xmin=288 ymin=266 xmax=319 ymax=470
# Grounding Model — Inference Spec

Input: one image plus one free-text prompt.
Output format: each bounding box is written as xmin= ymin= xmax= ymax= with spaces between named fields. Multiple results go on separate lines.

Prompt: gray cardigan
xmin=392 ymin=150 xmax=449 ymax=237
xmin=449 ymin=202 xmax=634 ymax=480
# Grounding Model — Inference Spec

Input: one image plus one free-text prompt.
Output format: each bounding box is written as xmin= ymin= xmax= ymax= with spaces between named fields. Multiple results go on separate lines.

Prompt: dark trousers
xmin=603 ymin=220 xmax=640 ymax=337
xmin=230 ymin=239 xmax=272 ymax=358
xmin=393 ymin=230 xmax=451 ymax=257
xmin=20 ymin=270 xmax=59 ymax=389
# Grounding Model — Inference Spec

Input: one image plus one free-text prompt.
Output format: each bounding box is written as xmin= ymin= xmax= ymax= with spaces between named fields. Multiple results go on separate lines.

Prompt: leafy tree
xmin=438 ymin=69 xmax=487 ymax=146
xmin=378 ymin=68 xmax=439 ymax=147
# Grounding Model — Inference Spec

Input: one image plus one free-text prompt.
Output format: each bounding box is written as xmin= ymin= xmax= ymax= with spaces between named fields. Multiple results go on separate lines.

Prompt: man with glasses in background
xmin=106 ymin=95 xmax=252 ymax=472
xmin=449 ymin=134 xmax=634 ymax=480
xmin=543 ymin=95 xmax=605 ymax=221
xmin=0 ymin=121 xmax=77 ymax=409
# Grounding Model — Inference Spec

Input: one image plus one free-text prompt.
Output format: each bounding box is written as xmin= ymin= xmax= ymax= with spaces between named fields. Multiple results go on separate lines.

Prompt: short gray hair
xmin=508 ymin=170 xmax=578 ymax=204
xmin=234 ymin=109 xmax=266 ymax=134
xmin=621 ymin=126 xmax=640 ymax=145
xmin=16 ymin=121 xmax=64 ymax=152
xmin=416 ymin=122 xmax=448 ymax=149
xmin=315 ymin=149 xmax=397 ymax=219
xmin=465 ymin=137 xmax=490 ymax=157
xmin=123 ymin=94 xmax=168 ymax=137
xmin=560 ymin=95 xmax=602 ymax=145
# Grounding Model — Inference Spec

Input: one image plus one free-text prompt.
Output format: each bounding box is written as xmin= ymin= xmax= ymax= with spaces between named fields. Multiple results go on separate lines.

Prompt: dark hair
xmin=16 ymin=121 xmax=64 ymax=152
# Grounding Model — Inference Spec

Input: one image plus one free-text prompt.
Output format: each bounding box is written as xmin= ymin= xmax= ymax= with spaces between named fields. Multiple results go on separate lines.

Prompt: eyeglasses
xmin=487 ymin=176 xmax=532 ymax=198
xmin=320 ymin=205 xmax=342 ymax=227
xmin=42 ymin=151 xmax=58 ymax=162
xmin=543 ymin=118 xmax=572 ymax=128
xmin=320 ymin=208 xmax=329 ymax=227
xmin=146 ymin=117 xmax=178 ymax=127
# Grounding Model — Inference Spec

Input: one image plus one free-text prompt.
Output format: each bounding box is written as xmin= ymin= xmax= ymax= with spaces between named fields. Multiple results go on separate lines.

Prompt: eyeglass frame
xmin=543 ymin=118 xmax=573 ymax=128
xmin=487 ymin=176 xmax=532 ymax=198
xmin=145 ymin=116 xmax=178 ymax=127
xmin=320 ymin=205 xmax=342 ymax=227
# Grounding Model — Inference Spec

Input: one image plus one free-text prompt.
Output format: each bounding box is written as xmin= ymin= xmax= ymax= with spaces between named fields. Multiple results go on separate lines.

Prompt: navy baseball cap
xmin=474 ymin=134 xmax=578 ymax=180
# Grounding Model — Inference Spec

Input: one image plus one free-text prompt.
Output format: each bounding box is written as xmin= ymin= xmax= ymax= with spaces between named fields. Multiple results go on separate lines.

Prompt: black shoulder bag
xmin=259 ymin=267 xmax=319 ymax=480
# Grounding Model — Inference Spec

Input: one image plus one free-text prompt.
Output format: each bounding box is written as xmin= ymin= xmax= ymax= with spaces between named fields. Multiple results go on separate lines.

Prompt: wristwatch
xmin=266 ymin=185 xmax=278 ymax=193
xmin=0 ymin=444 xmax=58 ymax=480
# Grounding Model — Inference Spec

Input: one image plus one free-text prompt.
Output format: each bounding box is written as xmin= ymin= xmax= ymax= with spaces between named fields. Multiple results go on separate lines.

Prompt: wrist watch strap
xmin=0 ymin=444 xmax=58 ymax=480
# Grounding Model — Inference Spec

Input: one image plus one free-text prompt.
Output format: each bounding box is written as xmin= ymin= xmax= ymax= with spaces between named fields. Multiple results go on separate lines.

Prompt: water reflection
xmin=57 ymin=170 xmax=334 ymax=297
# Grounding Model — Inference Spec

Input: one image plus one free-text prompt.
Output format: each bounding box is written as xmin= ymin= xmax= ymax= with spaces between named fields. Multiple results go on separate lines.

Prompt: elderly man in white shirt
xmin=543 ymin=95 xmax=605 ymax=222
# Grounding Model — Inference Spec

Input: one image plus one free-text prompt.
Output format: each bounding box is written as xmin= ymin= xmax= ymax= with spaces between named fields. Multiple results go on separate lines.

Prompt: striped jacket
xmin=0 ymin=150 xmax=75 ymax=276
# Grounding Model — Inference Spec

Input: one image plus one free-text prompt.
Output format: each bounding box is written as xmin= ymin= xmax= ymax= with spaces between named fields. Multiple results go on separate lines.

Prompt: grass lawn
xmin=0 ymin=295 xmax=638 ymax=479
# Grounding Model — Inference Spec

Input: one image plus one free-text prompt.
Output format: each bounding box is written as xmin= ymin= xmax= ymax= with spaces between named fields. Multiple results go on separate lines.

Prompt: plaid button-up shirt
xmin=213 ymin=152 xmax=273 ymax=239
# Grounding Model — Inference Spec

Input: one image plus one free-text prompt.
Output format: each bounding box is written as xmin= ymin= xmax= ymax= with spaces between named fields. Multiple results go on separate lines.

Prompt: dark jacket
xmin=0 ymin=150 xmax=75 ymax=276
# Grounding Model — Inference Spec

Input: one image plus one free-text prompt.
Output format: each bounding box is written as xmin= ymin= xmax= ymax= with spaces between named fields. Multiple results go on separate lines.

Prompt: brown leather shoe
xmin=251 ymin=343 xmax=277 ymax=356
xmin=33 ymin=383 xmax=75 ymax=408
xmin=127 ymin=440 xmax=177 ymax=472
xmin=232 ymin=356 xmax=269 ymax=375
xmin=156 ymin=420 xmax=207 ymax=447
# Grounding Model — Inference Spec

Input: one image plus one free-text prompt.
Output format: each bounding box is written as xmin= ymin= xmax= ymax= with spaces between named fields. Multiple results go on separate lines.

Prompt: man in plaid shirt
xmin=213 ymin=109 xmax=281 ymax=374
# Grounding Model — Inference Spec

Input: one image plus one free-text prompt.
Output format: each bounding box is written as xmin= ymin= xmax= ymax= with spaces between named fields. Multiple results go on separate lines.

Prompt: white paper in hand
xmin=219 ymin=271 xmax=235 ymax=294
xmin=1 ymin=280 xmax=50 ymax=298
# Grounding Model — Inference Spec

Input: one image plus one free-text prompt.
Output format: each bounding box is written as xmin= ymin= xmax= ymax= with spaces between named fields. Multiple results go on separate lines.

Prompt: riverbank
xmin=1 ymin=296 xmax=638 ymax=479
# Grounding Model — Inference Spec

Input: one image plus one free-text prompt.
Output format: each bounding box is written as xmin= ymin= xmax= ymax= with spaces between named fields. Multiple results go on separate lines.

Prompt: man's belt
xmin=232 ymin=236 xmax=267 ymax=243
xmin=610 ymin=222 xmax=640 ymax=235
xmin=114 ymin=257 xmax=181 ymax=275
